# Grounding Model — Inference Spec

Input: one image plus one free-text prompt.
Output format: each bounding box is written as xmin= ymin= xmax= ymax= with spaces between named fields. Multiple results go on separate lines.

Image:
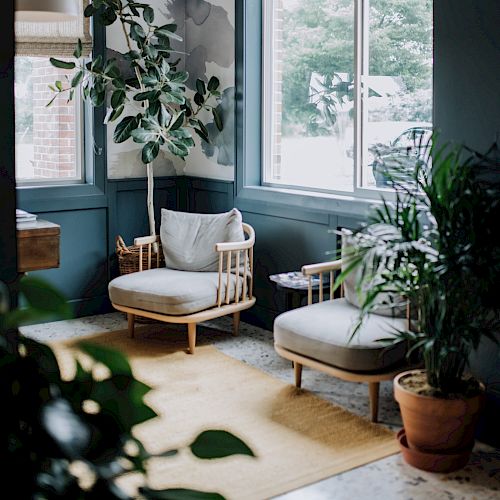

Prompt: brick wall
xmin=32 ymin=59 xmax=77 ymax=179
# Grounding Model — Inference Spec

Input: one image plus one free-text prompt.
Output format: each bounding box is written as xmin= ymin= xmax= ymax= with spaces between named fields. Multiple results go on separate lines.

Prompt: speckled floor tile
xmin=21 ymin=314 xmax=500 ymax=500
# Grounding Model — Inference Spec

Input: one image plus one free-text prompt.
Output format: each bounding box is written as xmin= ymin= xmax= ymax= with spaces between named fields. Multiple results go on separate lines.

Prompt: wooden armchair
xmin=274 ymin=254 xmax=411 ymax=423
xmin=109 ymin=220 xmax=256 ymax=354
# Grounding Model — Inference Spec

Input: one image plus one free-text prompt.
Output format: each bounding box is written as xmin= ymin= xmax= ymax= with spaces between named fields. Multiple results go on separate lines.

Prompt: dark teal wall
xmin=0 ymin=1 xmax=16 ymax=292
xmin=433 ymin=0 xmax=500 ymax=446
xmin=434 ymin=0 xmax=500 ymax=150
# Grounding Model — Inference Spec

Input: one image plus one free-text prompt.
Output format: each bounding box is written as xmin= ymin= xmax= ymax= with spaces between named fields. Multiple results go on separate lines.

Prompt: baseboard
xmin=68 ymin=295 xmax=113 ymax=318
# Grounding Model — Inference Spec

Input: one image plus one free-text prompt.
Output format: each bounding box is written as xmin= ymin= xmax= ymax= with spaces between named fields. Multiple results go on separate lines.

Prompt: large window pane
xmin=15 ymin=57 xmax=82 ymax=184
xmin=361 ymin=0 xmax=433 ymax=189
xmin=263 ymin=0 xmax=355 ymax=192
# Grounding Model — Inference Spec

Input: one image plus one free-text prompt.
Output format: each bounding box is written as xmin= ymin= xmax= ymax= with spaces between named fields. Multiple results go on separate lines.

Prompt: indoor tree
xmin=48 ymin=0 xmax=223 ymax=238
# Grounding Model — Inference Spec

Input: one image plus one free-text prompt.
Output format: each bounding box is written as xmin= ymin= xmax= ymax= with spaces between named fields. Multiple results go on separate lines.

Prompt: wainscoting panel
xmin=29 ymin=208 xmax=109 ymax=317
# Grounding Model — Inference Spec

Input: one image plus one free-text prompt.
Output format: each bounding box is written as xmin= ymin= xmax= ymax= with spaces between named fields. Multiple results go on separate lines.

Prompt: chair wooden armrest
xmin=301 ymin=259 xmax=343 ymax=305
xmin=301 ymin=259 xmax=342 ymax=276
xmin=133 ymin=235 xmax=162 ymax=272
xmin=134 ymin=235 xmax=160 ymax=246
xmin=215 ymin=223 xmax=255 ymax=307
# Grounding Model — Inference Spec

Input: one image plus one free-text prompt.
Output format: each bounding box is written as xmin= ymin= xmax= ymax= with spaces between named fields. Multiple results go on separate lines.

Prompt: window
xmin=262 ymin=0 xmax=433 ymax=195
xmin=15 ymin=56 xmax=83 ymax=184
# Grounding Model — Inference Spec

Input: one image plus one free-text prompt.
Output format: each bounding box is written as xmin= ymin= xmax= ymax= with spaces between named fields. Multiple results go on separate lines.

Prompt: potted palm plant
xmin=341 ymin=140 xmax=500 ymax=472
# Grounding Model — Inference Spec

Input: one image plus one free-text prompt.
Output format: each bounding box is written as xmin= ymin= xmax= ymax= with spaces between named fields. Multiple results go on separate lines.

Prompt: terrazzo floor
xmin=21 ymin=314 xmax=500 ymax=500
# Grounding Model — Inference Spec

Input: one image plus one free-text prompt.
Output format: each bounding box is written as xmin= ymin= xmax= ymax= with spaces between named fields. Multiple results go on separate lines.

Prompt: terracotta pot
xmin=394 ymin=370 xmax=484 ymax=455
xmin=397 ymin=429 xmax=472 ymax=473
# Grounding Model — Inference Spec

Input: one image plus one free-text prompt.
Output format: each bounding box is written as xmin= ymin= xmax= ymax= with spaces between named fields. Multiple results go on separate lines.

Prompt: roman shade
xmin=15 ymin=0 xmax=92 ymax=57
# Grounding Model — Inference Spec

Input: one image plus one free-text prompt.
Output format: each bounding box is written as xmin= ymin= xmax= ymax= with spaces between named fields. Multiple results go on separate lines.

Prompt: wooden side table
xmin=269 ymin=271 xmax=331 ymax=310
xmin=17 ymin=219 xmax=61 ymax=272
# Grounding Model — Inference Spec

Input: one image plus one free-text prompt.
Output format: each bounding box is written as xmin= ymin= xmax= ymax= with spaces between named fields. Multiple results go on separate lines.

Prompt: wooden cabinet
xmin=17 ymin=220 xmax=61 ymax=272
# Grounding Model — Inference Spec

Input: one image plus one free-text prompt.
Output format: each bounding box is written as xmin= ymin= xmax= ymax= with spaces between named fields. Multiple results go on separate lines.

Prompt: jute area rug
xmin=54 ymin=328 xmax=399 ymax=499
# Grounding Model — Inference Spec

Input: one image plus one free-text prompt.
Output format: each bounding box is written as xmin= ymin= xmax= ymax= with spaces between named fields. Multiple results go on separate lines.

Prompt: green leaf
xmin=73 ymin=38 xmax=83 ymax=59
xmin=83 ymin=3 xmax=95 ymax=17
xmin=78 ymin=342 xmax=132 ymax=375
xmin=90 ymin=86 xmax=105 ymax=107
xmin=140 ymin=488 xmax=224 ymax=500
xmin=109 ymin=104 xmax=125 ymax=122
xmin=158 ymin=105 xmax=171 ymax=128
xmin=160 ymin=90 xmax=185 ymax=105
xmin=207 ymin=76 xmax=220 ymax=92
xmin=113 ymin=77 xmax=126 ymax=89
xmin=190 ymin=430 xmax=255 ymax=459
xmin=100 ymin=6 xmax=117 ymax=26
xmin=130 ymin=22 xmax=147 ymax=42
xmin=142 ymin=141 xmax=160 ymax=163
xmin=170 ymin=71 xmax=189 ymax=84
xmin=143 ymin=6 xmax=154 ymax=24
xmin=91 ymin=54 xmax=103 ymax=72
xmin=167 ymin=141 xmax=189 ymax=157
xmin=55 ymin=80 xmax=63 ymax=91
xmin=114 ymin=116 xmax=139 ymax=143
xmin=194 ymin=128 xmax=210 ymax=144
xmin=104 ymin=59 xmax=121 ymax=79
xmin=71 ymin=70 xmax=84 ymax=88
xmin=50 ymin=58 xmax=75 ymax=70
xmin=20 ymin=276 xmax=70 ymax=315
xmin=194 ymin=93 xmax=204 ymax=106
xmin=196 ymin=79 xmax=206 ymax=96
xmin=155 ymin=25 xmax=183 ymax=42
xmin=124 ymin=50 xmax=141 ymax=61
xmin=142 ymin=75 xmax=159 ymax=87
xmin=111 ymin=89 xmax=126 ymax=109
xmin=160 ymin=59 xmax=170 ymax=75
xmin=134 ymin=90 xmax=160 ymax=102
xmin=197 ymin=120 xmax=209 ymax=137
xmin=169 ymin=111 xmax=185 ymax=131
xmin=6 ymin=276 xmax=72 ymax=327
xmin=212 ymin=108 xmax=223 ymax=132
xmin=131 ymin=128 xmax=159 ymax=144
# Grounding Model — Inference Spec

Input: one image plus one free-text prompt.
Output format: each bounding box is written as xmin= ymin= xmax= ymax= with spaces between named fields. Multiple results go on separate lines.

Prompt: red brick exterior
xmin=32 ymin=59 xmax=78 ymax=179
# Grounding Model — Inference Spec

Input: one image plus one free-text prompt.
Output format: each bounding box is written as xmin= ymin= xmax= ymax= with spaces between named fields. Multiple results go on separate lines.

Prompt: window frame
xmin=15 ymin=76 xmax=86 ymax=187
xmin=258 ymin=0 xmax=432 ymax=200
xmin=16 ymin=20 xmax=108 ymax=214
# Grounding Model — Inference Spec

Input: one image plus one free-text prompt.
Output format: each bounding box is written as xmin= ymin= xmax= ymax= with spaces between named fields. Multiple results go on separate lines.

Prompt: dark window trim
xmin=234 ymin=1 xmax=383 ymax=219
xmin=17 ymin=22 xmax=107 ymax=214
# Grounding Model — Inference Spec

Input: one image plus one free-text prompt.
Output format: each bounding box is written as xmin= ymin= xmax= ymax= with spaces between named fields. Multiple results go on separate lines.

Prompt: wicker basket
xmin=116 ymin=235 xmax=164 ymax=275
xmin=115 ymin=235 xmax=164 ymax=324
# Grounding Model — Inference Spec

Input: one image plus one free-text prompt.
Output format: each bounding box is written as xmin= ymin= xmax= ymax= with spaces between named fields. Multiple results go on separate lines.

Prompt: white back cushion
xmin=341 ymin=229 xmax=406 ymax=318
xmin=160 ymin=208 xmax=245 ymax=272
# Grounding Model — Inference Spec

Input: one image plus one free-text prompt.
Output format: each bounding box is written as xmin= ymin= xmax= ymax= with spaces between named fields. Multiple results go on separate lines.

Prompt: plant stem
xmin=119 ymin=7 xmax=157 ymax=241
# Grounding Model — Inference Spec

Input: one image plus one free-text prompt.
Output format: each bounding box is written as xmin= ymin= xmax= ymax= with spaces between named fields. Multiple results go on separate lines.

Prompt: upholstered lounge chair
xmin=273 ymin=232 xmax=410 ymax=422
xmin=109 ymin=209 xmax=256 ymax=354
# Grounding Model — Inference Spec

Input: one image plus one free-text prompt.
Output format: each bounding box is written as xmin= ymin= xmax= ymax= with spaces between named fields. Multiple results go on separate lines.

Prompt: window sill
xmin=17 ymin=182 xmax=107 ymax=213
xmin=235 ymin=184 xmax=385 ymax=219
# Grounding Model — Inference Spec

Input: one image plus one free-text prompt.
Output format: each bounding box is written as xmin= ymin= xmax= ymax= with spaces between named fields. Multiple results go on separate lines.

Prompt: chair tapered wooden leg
xmin=369 ymin=382 xmax=380 ymax=423
xmin=188 ymin=323 xmax=196 ymax=354
xmin=127 ymin=313 xmax=135 ymax=339
xmin=294 ymin=362 xmax=303 ymax=388
xmin=232 ymin=311 xmax=240 ymax=337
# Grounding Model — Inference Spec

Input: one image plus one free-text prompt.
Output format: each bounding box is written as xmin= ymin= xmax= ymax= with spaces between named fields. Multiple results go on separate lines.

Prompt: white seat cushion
xmin=109 ymin=268 xmax=239 ymax=316
xmin=274 ymin=298 xmax=407 ymax=372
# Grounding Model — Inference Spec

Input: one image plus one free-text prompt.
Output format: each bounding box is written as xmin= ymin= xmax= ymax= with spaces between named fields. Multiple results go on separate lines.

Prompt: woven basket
xmin=116 ymin=235 xmax=164 ymax=275
xmin=115 ymin=235 xmax=164 ymax=324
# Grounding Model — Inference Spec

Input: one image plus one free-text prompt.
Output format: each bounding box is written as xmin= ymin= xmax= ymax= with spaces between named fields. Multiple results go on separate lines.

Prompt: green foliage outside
xmin=281 ymin=0 xmax=433 ymax=136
